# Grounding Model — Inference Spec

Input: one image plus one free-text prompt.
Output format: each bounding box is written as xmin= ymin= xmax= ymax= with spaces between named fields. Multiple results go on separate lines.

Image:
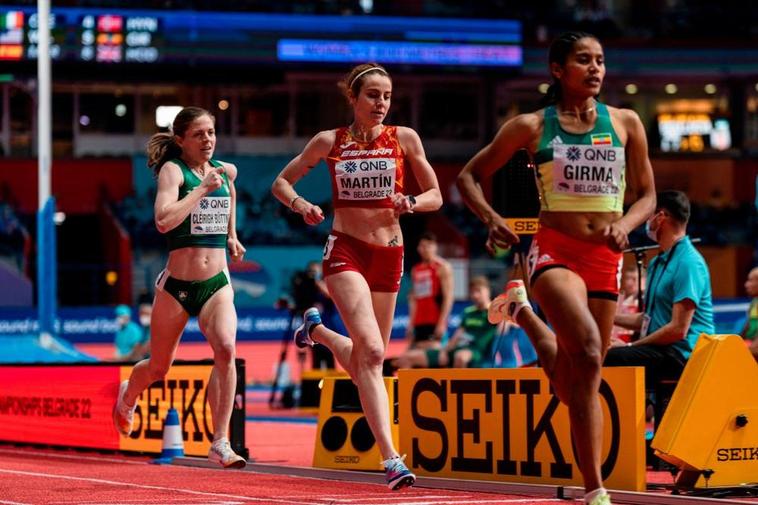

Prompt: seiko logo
xmin=716 ymin=447 xmax=758 ymax=461
xmin=341 ymin=148 xmax=394 ymax=157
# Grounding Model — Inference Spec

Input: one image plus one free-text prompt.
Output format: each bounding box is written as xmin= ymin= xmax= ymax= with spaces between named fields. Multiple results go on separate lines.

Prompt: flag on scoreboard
xmin=0 ymin=11 xmax=24 ymax=30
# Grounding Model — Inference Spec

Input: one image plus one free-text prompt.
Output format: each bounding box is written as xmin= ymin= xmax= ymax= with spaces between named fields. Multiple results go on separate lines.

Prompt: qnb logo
xmin=566 ymin=146 xmax=582 ymax=162
xmin=344 ymin=161 xmax=358 ymax=174
xmin=200 ymin=199 xmax=209 ymax=210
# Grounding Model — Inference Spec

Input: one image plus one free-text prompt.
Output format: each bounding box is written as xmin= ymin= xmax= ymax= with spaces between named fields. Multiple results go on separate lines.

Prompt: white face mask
xmin=139 ymin=315 xmax=151 ymax=326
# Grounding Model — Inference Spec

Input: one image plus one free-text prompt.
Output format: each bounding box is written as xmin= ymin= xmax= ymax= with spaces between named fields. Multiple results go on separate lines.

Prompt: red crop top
xmin=327 ymin=126 xmax=406 ymax=209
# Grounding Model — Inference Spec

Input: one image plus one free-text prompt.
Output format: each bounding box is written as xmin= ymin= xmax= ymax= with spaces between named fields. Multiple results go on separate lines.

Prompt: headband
xmin=349 ymin=67 xmax=386 ymax=90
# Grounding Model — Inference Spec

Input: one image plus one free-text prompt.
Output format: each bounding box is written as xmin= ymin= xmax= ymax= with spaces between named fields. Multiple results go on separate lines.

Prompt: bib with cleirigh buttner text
xmin=190 ymin=196 xmax=230 ymax=234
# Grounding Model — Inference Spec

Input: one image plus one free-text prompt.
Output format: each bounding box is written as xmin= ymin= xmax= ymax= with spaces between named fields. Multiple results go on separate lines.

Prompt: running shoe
xmin=488 ymin=280 xmax=530 ymax=324
xmin=113 ymin=380 xmax=136 ymax=437
xmin=293 ymin=307 xmax=322 ymax=348
xmin=587 ymin=492 xmax=612 ymax=505
xmin=208 ymin=438 xmax=247 ymax=469
xmin=384 ymin=454 xmax=416 ymax=490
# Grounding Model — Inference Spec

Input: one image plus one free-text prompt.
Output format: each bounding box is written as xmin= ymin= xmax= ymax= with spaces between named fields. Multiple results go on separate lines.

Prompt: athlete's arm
xmin=435 ymin=260 xmax=455 ymax=340
xmin=456 ymin=113 xmax=540 ymax=254
xmin=223 ymin=163 xmax=246 ymax=262
xmin=154 ymin=161 xmax=223 ymax=233
xmin=632 ymin=299 xmax=695 ymax=346
xmin=271 ymin=130 xmax=334 ymax=225
xmin=394 ymin=127 xmax=442 ymax=215
xmin=606 ymin=109 xmax=656 ymax=251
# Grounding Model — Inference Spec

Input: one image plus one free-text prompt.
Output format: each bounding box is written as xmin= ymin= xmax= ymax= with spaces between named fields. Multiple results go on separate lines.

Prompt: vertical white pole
xmin=38 ymin=0 xmax=51 ymax=209
xmin=37 ymin=0 xmax=54 ymax=339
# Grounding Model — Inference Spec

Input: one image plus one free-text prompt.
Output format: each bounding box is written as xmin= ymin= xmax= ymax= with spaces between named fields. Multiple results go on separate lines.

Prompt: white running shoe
xmin=488 ymin=280 xmax=531 ymax=324
xmin=113 ymin=380 xmax=136 ymax=437
xmin=208 ymin=438 xmax=247 ymax=469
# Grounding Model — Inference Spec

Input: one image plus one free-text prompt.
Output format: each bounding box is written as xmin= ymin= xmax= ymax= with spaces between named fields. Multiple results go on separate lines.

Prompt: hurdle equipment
xmin=153 ymin=407 xmax=184 ymax=464
xmin=313 ymin=377 xmax=399 ymax=471
xmin=652 ymin=334 xmax=758 ymax=489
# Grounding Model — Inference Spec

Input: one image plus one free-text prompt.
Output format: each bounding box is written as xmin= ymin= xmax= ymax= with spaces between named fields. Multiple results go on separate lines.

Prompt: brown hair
xmin=146 ymin=106 xmax=214 ymax=175
xmin=469 ymin=275 xmax=490 ymax=290
xmin=337 ymin=63 xmax=390 ymax=102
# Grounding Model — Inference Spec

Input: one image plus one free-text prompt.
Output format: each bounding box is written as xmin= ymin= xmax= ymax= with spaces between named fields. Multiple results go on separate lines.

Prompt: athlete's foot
xmin=384 ymin=454 xmax=416 ymax=490
xmin=113 ymin=380 xmax=136 ymax=437
xmin=208 ymin=437 xmax=246 ymax=469
xmin=294 ymin=307 xmax=322 ymax=348
xmin=586 ymin=490 xmax=612 ymax=505
xmin=488 ymin=280 xmax=531 ymax=324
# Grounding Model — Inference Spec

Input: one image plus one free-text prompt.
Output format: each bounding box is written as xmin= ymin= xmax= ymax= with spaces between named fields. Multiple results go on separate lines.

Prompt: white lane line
xmin=0 ymin=500 xmax=33 ymax=505
xmin=347 ymin=500 xmax=562 ymax=505
xmin=323 ymin=497 xmax=468 ymax=503
xmin=0 ymin=468 xmax=319 ymax=505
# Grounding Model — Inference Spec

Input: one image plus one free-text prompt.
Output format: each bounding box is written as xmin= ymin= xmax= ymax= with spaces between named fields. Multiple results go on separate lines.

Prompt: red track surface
xmin=0 ymin=447 xmax=565 ymax=505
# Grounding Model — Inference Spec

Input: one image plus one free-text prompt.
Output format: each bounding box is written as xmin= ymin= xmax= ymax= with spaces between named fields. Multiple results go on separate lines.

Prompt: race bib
xmin=190 ymin=196 xmax=230 ymax=234
xmin=552 ymin=144 xmax=624 ymax=196
xmin=334 ymin=158 xmax=396 ymax=200
xmin=413 ymin=270 xmax=433 ymax=298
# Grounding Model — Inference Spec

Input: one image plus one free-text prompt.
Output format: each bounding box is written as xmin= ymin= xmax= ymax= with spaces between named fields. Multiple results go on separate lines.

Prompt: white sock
xmin=585 ymin=487 xmax=607 ymax=503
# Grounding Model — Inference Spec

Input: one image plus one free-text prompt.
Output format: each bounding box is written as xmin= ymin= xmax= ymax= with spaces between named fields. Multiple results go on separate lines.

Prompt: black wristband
xmin=406 ymin=194 xmax=417 ymax=208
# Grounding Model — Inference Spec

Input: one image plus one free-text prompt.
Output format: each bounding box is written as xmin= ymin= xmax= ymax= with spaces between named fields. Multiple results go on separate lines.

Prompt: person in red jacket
xmin=407 ymin=232 xmax=454 ymax=350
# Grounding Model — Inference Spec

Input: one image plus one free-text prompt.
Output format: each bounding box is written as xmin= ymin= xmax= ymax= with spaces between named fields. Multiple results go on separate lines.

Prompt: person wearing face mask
xmin=272 ymin=63 xmax=442 ymax=490
xmin=113 ymin=305 xmax=146 ymax=361
xmin=605 ymin=190 xmax=714 ymax=388
xmin=113 ymin=106 xmax=247 ymax=469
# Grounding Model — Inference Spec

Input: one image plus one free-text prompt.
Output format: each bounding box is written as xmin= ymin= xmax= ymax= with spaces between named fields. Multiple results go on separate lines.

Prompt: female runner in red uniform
xmin=272 ymin=63 xmax=441 ymax=490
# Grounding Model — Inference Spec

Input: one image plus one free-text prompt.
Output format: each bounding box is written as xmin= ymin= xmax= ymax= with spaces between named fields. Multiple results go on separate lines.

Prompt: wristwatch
xmin=406 ymin=194 xmax=417 ymax=208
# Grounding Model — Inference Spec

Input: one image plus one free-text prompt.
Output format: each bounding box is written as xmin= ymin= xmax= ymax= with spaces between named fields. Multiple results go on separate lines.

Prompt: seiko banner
xmin=398 ymin=367 xmax=645 ymax=491
xmin=0 ymin=360 xmax=246 ymax=458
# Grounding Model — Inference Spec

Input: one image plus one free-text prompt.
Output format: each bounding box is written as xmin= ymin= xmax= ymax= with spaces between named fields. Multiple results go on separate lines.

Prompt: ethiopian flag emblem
xmin=591 ymin=133 xmax=612 ymax=145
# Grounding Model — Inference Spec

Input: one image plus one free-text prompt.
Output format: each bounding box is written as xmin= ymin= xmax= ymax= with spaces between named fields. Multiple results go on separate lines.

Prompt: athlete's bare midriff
xmin=333 ymin=207 xmax=402 ymax=246
xmin=165 ymin=247 xmax=227 ymax=280
xmin=539 ymin=210 xmax=623 ymax=243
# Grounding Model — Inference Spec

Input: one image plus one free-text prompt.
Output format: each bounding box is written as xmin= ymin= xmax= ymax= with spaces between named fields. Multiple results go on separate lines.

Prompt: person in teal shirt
xmin=740 ymin=267 xmax=758 ymax=362
xmin=113 ymin=305 xmax=146 ymax=361
xmin=607 ymin=190 xmax=714 ymax=386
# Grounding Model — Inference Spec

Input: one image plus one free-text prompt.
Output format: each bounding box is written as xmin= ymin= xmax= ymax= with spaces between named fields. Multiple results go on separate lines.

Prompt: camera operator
xmin=291 ymin=261 xmax=335 ymax=368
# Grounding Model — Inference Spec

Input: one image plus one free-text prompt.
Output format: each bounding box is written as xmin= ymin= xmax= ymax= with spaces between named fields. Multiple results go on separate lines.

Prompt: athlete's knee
xmin=212 ymin=340 xmax=236 ymax=366
xmin=354 ymin=343 xmax=385 ymax=370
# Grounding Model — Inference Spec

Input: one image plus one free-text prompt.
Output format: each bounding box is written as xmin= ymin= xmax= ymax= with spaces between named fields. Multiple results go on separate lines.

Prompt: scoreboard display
xmin=0 ymin=7 xmax=522 ymax=68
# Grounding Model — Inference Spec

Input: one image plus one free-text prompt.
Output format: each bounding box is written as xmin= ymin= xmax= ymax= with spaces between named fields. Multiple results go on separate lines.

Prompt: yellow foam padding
xmin=313 ymin=377 xmax=398 ymax=471
xmin=652 ymin=334 xmax=758 ymax=487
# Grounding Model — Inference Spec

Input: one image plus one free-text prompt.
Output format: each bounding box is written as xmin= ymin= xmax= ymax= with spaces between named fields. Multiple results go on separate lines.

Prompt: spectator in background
xmin=393 ymin=276 xmax=497 ymax=369
xmin=114 ymin=305 xmax=148 ymax=361
xmin=605 ymin=191 xmax=714 ymax=387
xmin=610 ymin=265 xmax=644 ymax=346
xmin=407 ymin=232 xmax=454 ymax=350
xmin=740 ymin=266 xmax=758 ymax=362
xmin=136 ymin=300 xmax=152 ymax=357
